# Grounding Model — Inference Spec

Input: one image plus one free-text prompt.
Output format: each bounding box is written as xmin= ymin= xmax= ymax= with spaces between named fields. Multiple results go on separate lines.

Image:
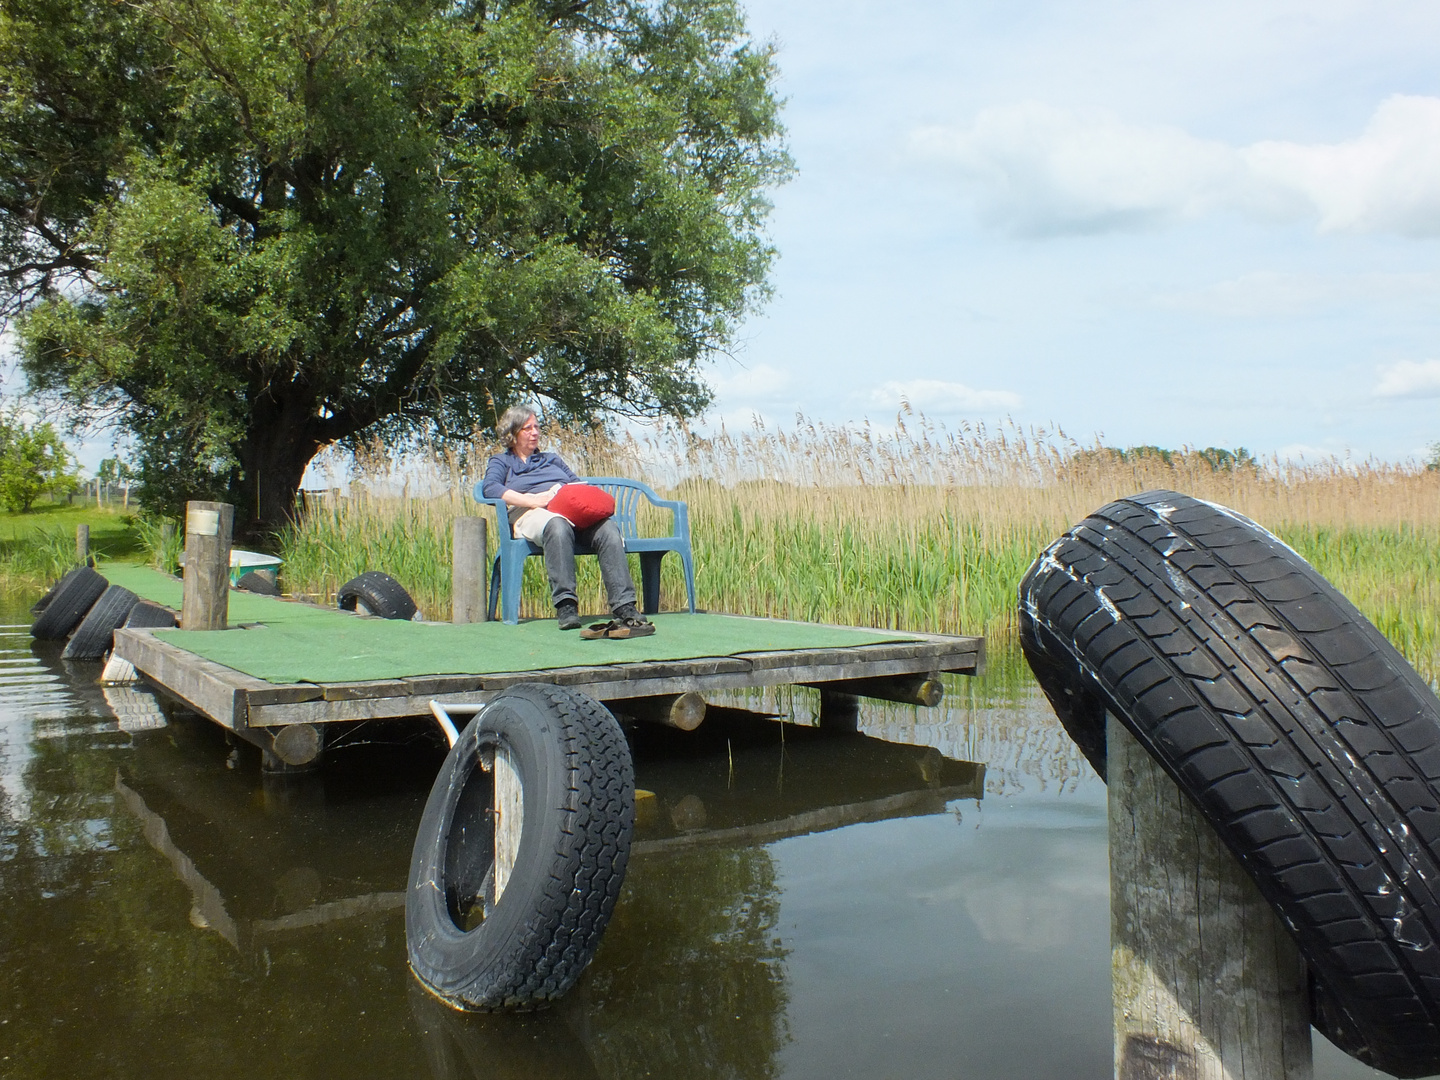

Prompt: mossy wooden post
xmin=182 ymin=501 xmax=232 ymax=631
xmin=452 ymin=517 xmax=487 ymax=623
xmin=1109 ymin=715 xmax=1311 ymax=1080
xmin=75 ymin=524 xmax=88 ymax=564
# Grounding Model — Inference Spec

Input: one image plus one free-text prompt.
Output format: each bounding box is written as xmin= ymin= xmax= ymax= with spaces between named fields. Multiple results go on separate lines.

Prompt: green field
xmin=0 ymin=500 xmax=146 ymax=589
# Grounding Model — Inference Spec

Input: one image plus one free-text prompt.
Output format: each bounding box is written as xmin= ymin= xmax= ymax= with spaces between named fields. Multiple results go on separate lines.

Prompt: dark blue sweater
xmin=481 ymin=450 xmax=579 ymax=499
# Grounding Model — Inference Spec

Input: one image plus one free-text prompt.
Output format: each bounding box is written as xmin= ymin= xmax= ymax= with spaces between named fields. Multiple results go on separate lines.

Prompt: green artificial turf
xmin=102 ymin=565 xmax=918 ymax=685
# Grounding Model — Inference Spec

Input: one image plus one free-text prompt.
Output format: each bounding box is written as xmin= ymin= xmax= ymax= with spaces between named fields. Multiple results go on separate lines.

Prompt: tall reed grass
xmin=278 ymin=414 xmax=1440 ymax=680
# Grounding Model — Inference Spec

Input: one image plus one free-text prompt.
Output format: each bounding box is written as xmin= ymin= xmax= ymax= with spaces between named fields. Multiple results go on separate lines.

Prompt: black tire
xmin=62 ymin=584 xmax=140 ymax=660
xmin=123 ymin=601 xmax=177 ymax=630
xmin=407 ymin=683 xmax=634 ymax=1011
xmin=235 ymin=570 xmax=281 ymax=596
xmin=31 ymin=566 xmax=108 ymax=640
xmin=337 ymin=570 xmax=417 ymax=620
xmin=29 ymin=568 xmax=78 ymax=615
xmin=1019 ymin=489 xmax=1440 ymax=1078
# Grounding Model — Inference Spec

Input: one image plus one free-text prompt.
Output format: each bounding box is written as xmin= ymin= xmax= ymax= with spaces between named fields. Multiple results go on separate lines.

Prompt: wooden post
xmin=76 ymin=524 xmax=89 ymax=564
xmin=1109 ymin=715 xmax=1311 ymax=1080
xmin=817 ymin=688 xmax=861 ymax=732
xmin=452 ymin=516 xmax=488 ymax=623
xmin=181 ymin=501 xmax=233 ymax=631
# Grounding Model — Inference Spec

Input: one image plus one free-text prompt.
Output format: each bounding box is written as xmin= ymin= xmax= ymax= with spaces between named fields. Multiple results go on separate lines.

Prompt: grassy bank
xmin=275 ymin=419 xmax=1440 ymax=682
xmin=0 ymin=501 xmax=146 ymax=591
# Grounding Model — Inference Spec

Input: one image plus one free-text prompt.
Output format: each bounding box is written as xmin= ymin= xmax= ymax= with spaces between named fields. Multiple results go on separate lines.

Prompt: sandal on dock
xmin=605 ymin=615 xmax=655 ymax=639
xmin=580 ymin=615 xmax=656 ymax=640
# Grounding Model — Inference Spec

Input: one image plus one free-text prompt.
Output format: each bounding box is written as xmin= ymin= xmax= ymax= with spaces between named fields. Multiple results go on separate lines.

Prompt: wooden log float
xmin=181 ymin=501 xmax=233 ymax=632
xmin=452 ymin=516 xmax=488 ymax=624
xmin=608 ymin=691 xmax=707 ymax=731
xmin=803 ymin=671 xmax=945 ymax=709
xmin=1109 ymin=714 xmax=1311 ymax=1080
xmin=228 ymin=722 xmax=325 ymax=774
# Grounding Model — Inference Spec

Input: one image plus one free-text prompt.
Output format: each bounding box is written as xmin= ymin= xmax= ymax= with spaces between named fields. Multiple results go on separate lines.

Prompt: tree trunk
xmin=234 ymin=395 xmax=325 ymax=536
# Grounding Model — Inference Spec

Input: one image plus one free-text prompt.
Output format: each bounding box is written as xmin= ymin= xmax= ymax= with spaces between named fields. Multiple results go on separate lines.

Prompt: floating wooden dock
xmin=100 ymin=565 xmax=983 ymax=769
xmin=115 ymin=623 xmax=982 ymax=730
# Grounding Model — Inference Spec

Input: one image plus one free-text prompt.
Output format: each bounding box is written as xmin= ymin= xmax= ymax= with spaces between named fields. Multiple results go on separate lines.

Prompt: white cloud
xmin=913 ymin=95 xmax=1440 ymax=237
xmin=911 ymin=103 xmax=1258 ymax=235
xmin=1246 ymin=96 xmax=1440 ymax=235
xmin=868 ymin=379 xmax=1021 ymax=413
xmin=1374 ymin=359 xmax=1440 ymax=399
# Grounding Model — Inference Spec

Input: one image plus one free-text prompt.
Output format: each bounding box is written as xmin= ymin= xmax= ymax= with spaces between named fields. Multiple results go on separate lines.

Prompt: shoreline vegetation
xmin=3 ymin=415 xmax=1437 ymax=684
xmin=281 ymin=416 xmax=1440 ymax=683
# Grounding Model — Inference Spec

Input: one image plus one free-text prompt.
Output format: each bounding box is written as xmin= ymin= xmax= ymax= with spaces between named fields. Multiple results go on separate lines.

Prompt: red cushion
xmin=547 ymin=483 xmax=616 ymax=528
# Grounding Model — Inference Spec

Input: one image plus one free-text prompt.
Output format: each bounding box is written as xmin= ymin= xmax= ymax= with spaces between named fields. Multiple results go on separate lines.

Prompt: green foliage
xmin=5 ymin=0 xmax=791 ymax=526
xmin=0 ymin=406 xmax=79 ymax=511
xmin=96 ymin=456 xmax=136 ymax=485
xmin=131 ymin=512 xmax=183 ymax=574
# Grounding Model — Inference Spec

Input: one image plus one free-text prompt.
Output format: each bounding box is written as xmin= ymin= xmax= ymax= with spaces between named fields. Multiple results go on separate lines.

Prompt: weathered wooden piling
xmin=1108 ymin=715 xmax=1311 ymax=1080
xmin=452 ymin=517 xmax=488 ymax=623
xmin=181 ymin=501 xmax=233 ymax=632
xmin=76 ymin=523 xmax=88 ymax=564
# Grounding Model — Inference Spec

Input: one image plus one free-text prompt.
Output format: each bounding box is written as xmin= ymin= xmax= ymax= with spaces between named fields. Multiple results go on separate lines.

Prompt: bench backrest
xmin=472 ymin=476 xmax=683 ymax=542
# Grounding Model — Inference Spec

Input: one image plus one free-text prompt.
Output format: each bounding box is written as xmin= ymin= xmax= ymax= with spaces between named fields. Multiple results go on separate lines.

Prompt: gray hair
xmin=497 ymin=405 xmax=538 ymax=449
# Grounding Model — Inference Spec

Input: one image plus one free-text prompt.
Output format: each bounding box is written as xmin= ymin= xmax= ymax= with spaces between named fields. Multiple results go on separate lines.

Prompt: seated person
xmin=481 ymin=405 xmax=654 ymax=637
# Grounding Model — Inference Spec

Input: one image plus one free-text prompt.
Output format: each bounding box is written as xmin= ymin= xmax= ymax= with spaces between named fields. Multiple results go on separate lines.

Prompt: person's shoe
xmin=556 ymin=600 xmax=581 ymax=631
xmin=608 ymin=605 xmax=655 ymax=638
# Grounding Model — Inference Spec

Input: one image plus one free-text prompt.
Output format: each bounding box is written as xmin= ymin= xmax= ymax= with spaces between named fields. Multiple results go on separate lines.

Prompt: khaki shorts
xmin=513 ymin=507 xmax=563 ymax=544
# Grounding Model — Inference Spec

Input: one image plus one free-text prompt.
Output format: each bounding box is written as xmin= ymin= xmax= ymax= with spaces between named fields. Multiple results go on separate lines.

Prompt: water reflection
xmin=2 ymin=592 xmax=1376 ymax=1079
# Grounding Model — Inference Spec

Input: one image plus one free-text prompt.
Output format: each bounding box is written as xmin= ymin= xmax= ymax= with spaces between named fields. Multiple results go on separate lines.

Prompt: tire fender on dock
xmin=1019 ymin=489 xmax=1440 ymax=1079
xmin=407 ymin=683 xmax=634 ymax=1011
xmin=62 ymin=583 xmax=140 ymax=660
xmin=337 ymin=571 xmax=418 ymax=620
xmin=31 ymin=566 xmax=108 ymax=640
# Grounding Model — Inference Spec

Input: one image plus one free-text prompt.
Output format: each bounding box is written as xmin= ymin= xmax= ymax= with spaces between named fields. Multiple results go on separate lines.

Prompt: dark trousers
xmin=541 ymin=517 xmax=637 ymax=612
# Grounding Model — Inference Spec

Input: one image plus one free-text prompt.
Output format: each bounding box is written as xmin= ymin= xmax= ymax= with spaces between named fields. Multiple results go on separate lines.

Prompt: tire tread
xmin=1020 ymin=489 xmax=1440 ymax=1077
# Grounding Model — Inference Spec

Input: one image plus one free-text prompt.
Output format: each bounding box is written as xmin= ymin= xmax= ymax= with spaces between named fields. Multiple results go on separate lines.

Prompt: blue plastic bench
xmin=473 ymin=476 xmax=697 ymax=624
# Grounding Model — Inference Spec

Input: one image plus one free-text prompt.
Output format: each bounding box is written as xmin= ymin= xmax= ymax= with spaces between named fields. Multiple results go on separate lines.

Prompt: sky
xmin=704 ymin=0 xmax=1440 ymax=462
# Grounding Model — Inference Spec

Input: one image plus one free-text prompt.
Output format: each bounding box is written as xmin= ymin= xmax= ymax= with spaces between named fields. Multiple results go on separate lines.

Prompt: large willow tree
xmin=2 ymin=0 xmax=789 ymax=525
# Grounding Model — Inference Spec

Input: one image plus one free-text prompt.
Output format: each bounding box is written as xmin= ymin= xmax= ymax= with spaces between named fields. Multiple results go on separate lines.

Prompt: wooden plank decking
xmin=113 ymin=622 xmax=983 ymax=731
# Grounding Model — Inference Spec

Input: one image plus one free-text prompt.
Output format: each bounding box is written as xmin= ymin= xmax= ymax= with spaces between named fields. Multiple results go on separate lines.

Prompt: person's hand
xmin=534 ymin=483 xmax=562 ymax=508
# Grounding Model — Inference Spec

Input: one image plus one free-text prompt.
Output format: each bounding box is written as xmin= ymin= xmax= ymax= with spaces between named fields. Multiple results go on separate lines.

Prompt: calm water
xmin=0 ymin=589 xmax=1395 ymax=1079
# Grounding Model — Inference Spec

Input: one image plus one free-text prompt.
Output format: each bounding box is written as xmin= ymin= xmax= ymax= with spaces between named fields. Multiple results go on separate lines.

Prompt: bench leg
xmin=638 ymin=551 xmax=664 ymax=615
xmin=680 ymin=548 xmax=696 ymax=614
xmin=499 ymin=553 xmax=524 ymax=624
xmin=487 ymin=557 xmax=502 ymax=622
